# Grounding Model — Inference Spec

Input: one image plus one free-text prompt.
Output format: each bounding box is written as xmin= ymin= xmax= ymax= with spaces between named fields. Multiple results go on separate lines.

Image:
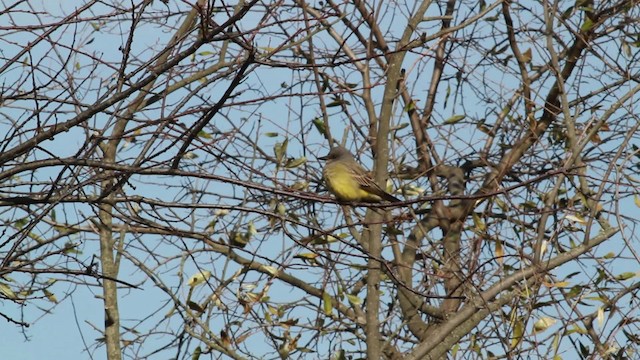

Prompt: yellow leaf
xmin=247 ymin=221 xmax=257 ymax=236
xmin=551 ymin=332 xmax=560 ymax=352
xmin=285 ymin=156 xmax=307 ymax=168
xmin=211 ymin=293 xmax=225 ymax=310
xmin=510 ymin=318 xmax=524 ymax=349
xmin=451 ymin=343 xmax=459 ymax=357
xmin=187 ymin=270 xmax=211 ymax=287
xmin=274 ymin=139 xmax=288 ymax=165
xmin=544 ymin=281 xmax=570 ymax=288
xmin=495 ymin=240 xmax=504 ymax=265
xmin=43 ymin=289 xmax=58 ymax=303
xmin=262 ymin=265 xmax=279 ymax=276
xmin=346 ymin=294 xmax=362 ymax=305
xmin=540 ymin=240 xmax=548 ymax=256
xmin=581 ymin=17 xmax=594 ymax=32
xmin=565 ymin=214 xmax=586 ymax=224
xmin=566 ymin=325 xmax=587 ymax=335
xmin=323 ymin=292 xmax=332 ymax=315
xmin=294 ymin=252 xmax=319 ymax=265
xmin=294 ymin=253 xmax=318 ymax=260
xmin=443 ymin=114 xmax=466 ymax=124
xmin=533 ymin=317 xmax=556 ymax=332
xmin=473 ymin=213 xmax=486 ymax=232
xmin=214 ymin=209 xmax=229 ymax=216
xmin=597 ymin=307 xmax=605 ymax=327
xmin=0 ymin=282 xmax=16 ymax=299
xmin=401 ymin=184 xmax=424 ymax=197
xmin=290 ymin=181 xmax=309 ymax=191
xmin=276 ymin=203 xmax=286 ymax=215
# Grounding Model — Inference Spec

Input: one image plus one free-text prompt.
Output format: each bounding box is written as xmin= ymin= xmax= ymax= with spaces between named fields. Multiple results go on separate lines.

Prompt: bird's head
xmin=318 ymin=145 xmax=352 ymax=162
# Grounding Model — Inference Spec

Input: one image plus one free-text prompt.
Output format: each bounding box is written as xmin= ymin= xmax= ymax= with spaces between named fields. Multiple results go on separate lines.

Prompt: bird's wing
xmin=349 ymin=165 xmax=400 ymax=202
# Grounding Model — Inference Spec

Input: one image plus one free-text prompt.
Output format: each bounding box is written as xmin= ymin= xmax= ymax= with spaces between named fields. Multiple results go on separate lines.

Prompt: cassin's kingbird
xmin=319 ymin=145 xmax=400 ymax=203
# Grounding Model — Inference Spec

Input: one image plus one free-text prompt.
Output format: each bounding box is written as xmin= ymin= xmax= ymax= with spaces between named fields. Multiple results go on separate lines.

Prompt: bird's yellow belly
xmin=325 ymin=169 xmax=380 ymax=202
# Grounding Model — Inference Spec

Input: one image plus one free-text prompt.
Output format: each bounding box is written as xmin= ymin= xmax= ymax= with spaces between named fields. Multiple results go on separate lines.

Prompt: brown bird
xmin=319 ymin=146 xmax=400 ymax=203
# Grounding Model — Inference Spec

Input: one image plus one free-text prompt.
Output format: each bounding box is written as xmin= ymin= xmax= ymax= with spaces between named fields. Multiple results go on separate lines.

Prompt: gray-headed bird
xmin=319 ymin=145 xmax=400 ymax=203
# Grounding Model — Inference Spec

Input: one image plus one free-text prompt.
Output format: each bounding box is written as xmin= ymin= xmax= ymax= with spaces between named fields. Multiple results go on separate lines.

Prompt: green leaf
xmin=579 ymin=341 xmax=589 ymax=357
xmin=312 ymin=118 xmax=326 ymax=136
xmin=322 ymin=292 xmax=332 ymax=315
xmin=561 ymin=6 xmax=574 ymax=19
xmin=552 ymin=332 xmax=561 ymax=352
xmin=533 ymin=317 xmax=556 ymax=332
xmin=284 ymin=156 xmax=307 ymax=168
xmin=580 ymin=17 xmax=594 ymax=32
xmin=616 ymin=272 xmax=636 ymax=281
xmin=566 ymin=285 xmax=583 ymax=298
xmin=346 ymin=294 xmax=361 ymax=305
xmin=622 ymin=41 xmax=632 ymax=59
xmin=404 ymin=100 xmax=416 ymax=113
xmin=63 ymin=241 xmax=82 ymax=254
xmin=326 ymin=98 xmax=350 ymax=107
xmin=451 ymin=343 xmax=459 ymax=357
xmin=15 ymin=217 xmax=28 ymax=229
xmin=510 ymin=318 xmax=524 ymax=349
xmin=290 ymin=181 xmax=309 ymax=191
xmin=443 ymin=114 xmax=466 ymax=124
xmin=192 ymin=346 xmax=202 ymax=360
xmin=485 ymin=14 xmax=499 ymax=22
xmin=274 ymin=138 xmax=288 ymax=165
xmin=443 ymin=84 xmax=451 ymax=108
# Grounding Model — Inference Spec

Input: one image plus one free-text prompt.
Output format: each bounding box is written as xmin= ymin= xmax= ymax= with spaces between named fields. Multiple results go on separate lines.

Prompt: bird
xmin=319 ymin=145 xmax=400 ymax=203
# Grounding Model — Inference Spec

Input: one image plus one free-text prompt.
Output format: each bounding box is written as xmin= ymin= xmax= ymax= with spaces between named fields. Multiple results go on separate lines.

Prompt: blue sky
xmin=1 ymin=1 xmax=639 ymax=359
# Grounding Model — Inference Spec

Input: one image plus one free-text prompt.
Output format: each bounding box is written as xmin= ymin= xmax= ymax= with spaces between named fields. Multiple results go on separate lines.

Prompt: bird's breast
xmin=323 ymin=163 xmax=380 ymax=202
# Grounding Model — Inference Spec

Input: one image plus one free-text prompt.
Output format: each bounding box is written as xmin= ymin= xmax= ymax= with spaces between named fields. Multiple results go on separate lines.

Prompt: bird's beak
xmin=318 ymin=154 xmax=329 ymax=160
